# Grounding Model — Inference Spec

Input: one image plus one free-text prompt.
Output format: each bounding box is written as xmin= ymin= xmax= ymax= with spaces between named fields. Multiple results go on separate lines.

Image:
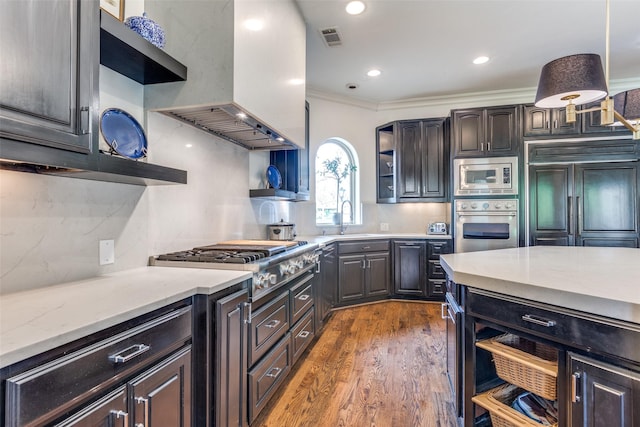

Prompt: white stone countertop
xmin=0 ymin=267 xmax=252 ymax=368
xmin=440 ymin=246 xmax=640 ymax=324
xmin=299 ymin=233 xmax=451 ymax=247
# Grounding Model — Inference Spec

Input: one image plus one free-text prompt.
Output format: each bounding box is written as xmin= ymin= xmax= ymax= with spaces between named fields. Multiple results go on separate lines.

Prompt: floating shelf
xmin=100 ymin=11 xmax=187 ymax=84
xmin=249 ymin=188 xmax=309 ymax=202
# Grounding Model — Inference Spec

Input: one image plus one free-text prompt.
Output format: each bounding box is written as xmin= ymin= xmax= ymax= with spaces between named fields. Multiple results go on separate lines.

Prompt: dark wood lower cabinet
xmin=216 ymin=289 xmax=249 ymax=427
xmin=394 ymin=240 xmax=427 ymax=297
xmin=55 ymin=387 xmax=128 ymax=427
xmin=129 ymin=346 xmax=192 ymax=427
xmin=569 ymin=353 xmax=640 ymax=427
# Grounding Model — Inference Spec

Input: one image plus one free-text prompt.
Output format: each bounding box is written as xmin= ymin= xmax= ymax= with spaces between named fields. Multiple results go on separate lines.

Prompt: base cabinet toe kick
xmin=456 ymin=286 xmax=640 ymax=427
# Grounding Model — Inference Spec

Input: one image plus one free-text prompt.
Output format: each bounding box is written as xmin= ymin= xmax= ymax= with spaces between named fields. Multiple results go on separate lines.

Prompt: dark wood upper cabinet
xmin=377 ymin=118 xmax=449 ymax=203
xmin=0 ymin=0 xmax=97 ymax=154
xmin=523 ymin=104 xmax=580 ymax=137
xmin=452 ymin=106 xmax=519 ymax=157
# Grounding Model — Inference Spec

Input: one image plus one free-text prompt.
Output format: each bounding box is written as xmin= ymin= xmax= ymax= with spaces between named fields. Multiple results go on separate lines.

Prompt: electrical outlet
xmin=99 ymin=240 xmax=115 ymax=265
xmin=380 ymin=222 xmax=389 ymax=231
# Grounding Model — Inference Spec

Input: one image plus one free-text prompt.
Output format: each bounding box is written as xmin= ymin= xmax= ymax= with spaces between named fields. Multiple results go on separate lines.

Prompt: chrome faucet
xmin=339 ymin=200 xmax=353 ymax=235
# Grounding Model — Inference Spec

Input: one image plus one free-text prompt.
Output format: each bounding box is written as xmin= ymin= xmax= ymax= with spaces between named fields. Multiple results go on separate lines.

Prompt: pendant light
xmin=533 ymin=0 xmax=639 ymax=139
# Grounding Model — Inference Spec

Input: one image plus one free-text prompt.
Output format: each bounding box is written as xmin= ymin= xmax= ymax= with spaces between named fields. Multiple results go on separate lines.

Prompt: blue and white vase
xmin=124 ymin=12 xmax=166 ymax=49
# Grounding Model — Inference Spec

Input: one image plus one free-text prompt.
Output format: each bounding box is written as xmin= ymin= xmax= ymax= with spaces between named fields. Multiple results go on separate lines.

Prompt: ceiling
xmin=296 ymin=0 xmax=640 ymax=106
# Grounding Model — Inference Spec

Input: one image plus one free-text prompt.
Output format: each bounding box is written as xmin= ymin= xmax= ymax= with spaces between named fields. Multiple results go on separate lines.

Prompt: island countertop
xmin=440 ymin=246 xmax=640 ymax=324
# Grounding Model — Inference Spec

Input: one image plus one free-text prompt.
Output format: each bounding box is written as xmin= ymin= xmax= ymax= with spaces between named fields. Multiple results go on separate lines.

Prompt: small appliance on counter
xmin=428 ymin=222 xmax=449 ymax=235
xmin=267 ymin=219 xmax=296 ymax=241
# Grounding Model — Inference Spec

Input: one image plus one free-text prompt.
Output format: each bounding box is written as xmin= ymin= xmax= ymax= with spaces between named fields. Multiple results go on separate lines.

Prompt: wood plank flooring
xmin=251 ymin=301 xmax=458 ymax=427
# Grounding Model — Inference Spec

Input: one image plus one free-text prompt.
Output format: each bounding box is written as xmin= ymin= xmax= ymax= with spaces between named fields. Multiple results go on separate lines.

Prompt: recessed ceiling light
xmin=243 ymin=19 xmax=264 ymax=31
xmin=185 ymin=143 xmax=193 ymax=148
xmin=367 ymin=69 xmax=381 ymax=77
xmin=473 ymin=56 xmax=490 ymax=65
xmin=346 ymin=1 xmax=366 ymax=15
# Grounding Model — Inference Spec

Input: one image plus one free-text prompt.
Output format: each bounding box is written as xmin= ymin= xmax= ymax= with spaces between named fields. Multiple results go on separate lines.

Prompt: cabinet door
xmin=397 ymin=121 xmax=423 ymax=198
xmin=523 ymin=105 xmax=552 ymax=136
xmin=130 ymin=346 xmax=192 ymax=427
xmin=393 ymin=241 xmax=426 ymax=296
xmin=485 ymin=106 xmax=519 ymax=155
xmin=216 ymin=290 xmax=249 ymax=427
xmin=529 ymin=165 xmax=574 ymax=246
xmin=452 ymin=109 xmax=484 ymax=157
xmin=366 ymin=253 xmax=391 ymax=297
xmin=54 ymin=387 xmax=128 ymax=427
xmin=569 ymin=353 xmax=640 ymax=427
xmin=575 ymin=163 xmax=639 ymax=247
xmin=422 ymin=119 xmax=448 ymax=199
xmin=0 ymin=0 xmax=96 ymax=153
xmin=551 ymin=107 xmax=581 ymax=135
xmin=319 ymin=244 xmax=337 ymax=326
xmin=338 ymin=254 xmax=366 ymax=302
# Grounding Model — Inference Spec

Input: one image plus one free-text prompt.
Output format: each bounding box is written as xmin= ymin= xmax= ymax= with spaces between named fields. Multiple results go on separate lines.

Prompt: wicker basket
xmin=476 ymin=334 xmax=558 ymax=400
xmin=472 ymin=383 xmax=558 ymax=427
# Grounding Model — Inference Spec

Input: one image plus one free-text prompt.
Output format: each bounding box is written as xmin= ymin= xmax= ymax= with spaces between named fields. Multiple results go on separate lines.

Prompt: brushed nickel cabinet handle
xmin=109 ymin=344 xmax=150 ymax=364
xmin=571 ymin=372 xmax=581 ymax=403
xmin=576 ymin=195 xmax=582 ymax=236
xmin=266 ymin=367 xmax=282 ymax=378
xmin=135 ymin=397 xmax=149 ymax=427
xmin=568 ymin=196 xmax=573 ymax=236
xmin=80 ymin=106 xmax=90 ymax=134
xmin=243 ymin=302 xmax=252 ymax=324
xmin=264 ymin=319 xmax=281 ymax=329
xmin=441 ymin=303 xmax=448 ymax=320
xmin=110 ymin=410 xmax=128 ymax=427
xmin=297 ymin=294 xmax=310 ymax=301
xmin=522 ymin=314 xmax=556 ymax=327
xmin=297 ymin=330 xmax=310 ymax=339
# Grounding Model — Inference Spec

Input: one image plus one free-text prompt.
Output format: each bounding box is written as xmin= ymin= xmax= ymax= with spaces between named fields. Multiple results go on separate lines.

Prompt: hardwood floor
xmin=251 ymin=301 xmax=458 ymax=427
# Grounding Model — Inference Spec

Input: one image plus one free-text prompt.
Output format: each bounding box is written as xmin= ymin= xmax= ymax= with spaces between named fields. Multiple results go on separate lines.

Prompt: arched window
xmin=315 ymin=139 xmax=360 ymax=226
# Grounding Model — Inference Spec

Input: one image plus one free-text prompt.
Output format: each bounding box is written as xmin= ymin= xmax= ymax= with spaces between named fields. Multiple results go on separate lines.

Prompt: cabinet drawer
xmin=427 ymin=240 xmax=452 ymax=260
xmin=339 ymin=240 xmax=389 ymax=254
xmin=248 ymin=334 xmax=292 ymax=423
xmin=249 ymin=291 xmax=289 ymax=366
xmin=467 ymin=289 xmax=640 ymax=364
xmin=290 ymin=275 xmax=314 ymax=325
xmin=291 ymin=308 xmax=315 ymax=365
xmin=5 ymin=306 xmax=192 ymax=427
xmin=428 ymin=260 xmax=446 ymax=278
xmin=428 ymin=279 xmax=446 ymax=297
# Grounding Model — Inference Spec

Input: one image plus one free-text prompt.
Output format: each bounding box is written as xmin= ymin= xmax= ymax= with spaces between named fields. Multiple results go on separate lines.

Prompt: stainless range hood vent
xmin=159 ymin=105 xmax=296 ymax=151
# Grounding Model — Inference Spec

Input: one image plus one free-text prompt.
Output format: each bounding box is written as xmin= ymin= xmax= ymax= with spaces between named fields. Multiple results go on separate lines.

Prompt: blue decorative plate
xmin=266 ymin=165 xmax=282 ymax=189
xmin=100 ymin=108 xmax=148 ymax=159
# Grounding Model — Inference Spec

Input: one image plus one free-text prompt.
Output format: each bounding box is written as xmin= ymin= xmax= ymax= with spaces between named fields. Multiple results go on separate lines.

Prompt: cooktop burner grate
xmin=156 ymin=249 xmax=269 ymax=264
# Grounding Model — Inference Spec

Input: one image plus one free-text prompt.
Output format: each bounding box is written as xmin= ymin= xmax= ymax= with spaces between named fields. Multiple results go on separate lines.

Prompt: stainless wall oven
xmin=454 ymin=199 xmax=519 ymax=253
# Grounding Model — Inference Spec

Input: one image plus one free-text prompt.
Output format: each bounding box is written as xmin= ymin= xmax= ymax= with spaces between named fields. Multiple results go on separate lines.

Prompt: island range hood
xmin=144 ymin=0 xmax=306 ymax=151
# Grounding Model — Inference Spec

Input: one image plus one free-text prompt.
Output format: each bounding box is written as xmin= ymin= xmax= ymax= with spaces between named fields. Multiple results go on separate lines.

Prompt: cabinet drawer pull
xmin=110 ymin=410 xmax=129 ymax=427
xmin=266 ymin=367 xmax=282 ymax=378
xmin=80 ymin=106 xmax=90 ymax=135
xmin=109 ymin=344 xmax=151 ymax=364
xmin=264 ymin=319 xmax=281 ymax=329
xmin=522 ymin=314 xmax=556 ymax=327
xmin=362 ymin=246 xmax=371 ymax=250
xmin=135 ymin=397 xmax=149 ymax=427
xmin=441 ymin=303 xmax=448 ymax=320
xmin=297 ymin=330 xmax=310 ymax=339
xmin=571 ymin=372 xmax=581 ymax=402
xmin=244 ymin=302 xmax=252 ymax=324
xmin=297 ymin=294 xmax=310 ymax=301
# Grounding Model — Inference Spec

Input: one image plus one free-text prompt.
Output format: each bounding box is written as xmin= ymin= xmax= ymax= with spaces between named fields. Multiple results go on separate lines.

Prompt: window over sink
xmin=315 ymin=138 xmax=360 ymax=226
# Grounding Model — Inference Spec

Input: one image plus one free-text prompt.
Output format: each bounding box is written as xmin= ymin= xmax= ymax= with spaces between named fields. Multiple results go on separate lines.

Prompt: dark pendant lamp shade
xmin=534 ymin=54 xmax=609 ymax=108
xmin=612 ymin=88 xmax=640 ymax=125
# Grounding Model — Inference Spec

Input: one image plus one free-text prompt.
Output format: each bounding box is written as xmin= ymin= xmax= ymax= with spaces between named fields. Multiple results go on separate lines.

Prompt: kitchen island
xmin=441 ymin=246 xmax=640 ymax=427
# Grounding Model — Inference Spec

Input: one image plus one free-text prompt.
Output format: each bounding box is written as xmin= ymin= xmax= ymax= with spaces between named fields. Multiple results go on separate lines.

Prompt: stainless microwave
xmin=453 ymin=156 xmax=518 ymax=196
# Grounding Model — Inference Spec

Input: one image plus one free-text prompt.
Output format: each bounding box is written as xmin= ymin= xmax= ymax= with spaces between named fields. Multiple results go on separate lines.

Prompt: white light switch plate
xmin=100 ymin=240 xmax=115 ymax=265
xmin=380 ymin=223 xmax=389 ymax=231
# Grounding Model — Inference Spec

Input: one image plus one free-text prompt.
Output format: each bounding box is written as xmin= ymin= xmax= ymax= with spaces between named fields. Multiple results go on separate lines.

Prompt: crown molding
xmin=306 ymin=77 xmax=640 ymax=112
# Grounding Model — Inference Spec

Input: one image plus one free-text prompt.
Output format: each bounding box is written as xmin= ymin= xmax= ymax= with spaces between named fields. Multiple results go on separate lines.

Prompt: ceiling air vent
xmin=320 ymin=27 xmax=342 ymax=47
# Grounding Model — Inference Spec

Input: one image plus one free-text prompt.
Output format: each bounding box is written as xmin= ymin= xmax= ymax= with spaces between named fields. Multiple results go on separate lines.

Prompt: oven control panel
xmin=456 ymin=200 xmax=517 ymax=212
